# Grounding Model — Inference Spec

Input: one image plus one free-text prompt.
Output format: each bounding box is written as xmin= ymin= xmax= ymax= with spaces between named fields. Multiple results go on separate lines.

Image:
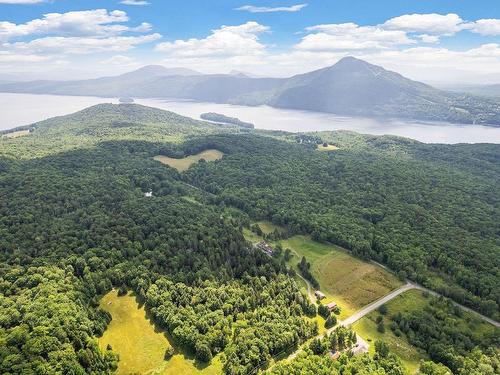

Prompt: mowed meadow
xmin=278 ymin=235 xmax=402 ymax=318
xmin=99 ymin=290 xmax=222 ymax=375
xmin=154 ymin=149 xmax=224 ymax=172
xmin=243 ymin=223 xmax=402 ymax=320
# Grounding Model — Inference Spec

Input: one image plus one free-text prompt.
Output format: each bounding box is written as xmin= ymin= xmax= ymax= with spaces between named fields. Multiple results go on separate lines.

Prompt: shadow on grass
xmin=123 ymin=289 xmax=216 ymax=369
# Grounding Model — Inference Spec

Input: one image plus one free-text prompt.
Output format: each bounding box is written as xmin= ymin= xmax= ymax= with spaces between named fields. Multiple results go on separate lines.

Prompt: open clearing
xmin=2 ymin=130 xmax=30 ymax=138
xmin=317 ymin=143 xmax=338 ymax=151
xmin=154 ymin=149 xmax=224 ymax=172
xmin=99 ymin=290 xmax=222 ymax=375
xmin=242 ymin=227 xmax=402 ymax=320
xmin=352 ymin=289 xmax=428 ymax=374
xmin=255 ymin=221 xmax=286 ymax=235
xmin=279 ymin=236 xmax=402 ymax=319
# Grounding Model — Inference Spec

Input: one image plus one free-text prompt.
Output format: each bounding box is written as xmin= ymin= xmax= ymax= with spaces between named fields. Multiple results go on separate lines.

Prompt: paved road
xmin=284 ymin=279 xmax=499 ymax=363
xmin=410 ymin=283 xmax=500 ymax=328
xmin=340 ymin=282 xmax=414 ymax=326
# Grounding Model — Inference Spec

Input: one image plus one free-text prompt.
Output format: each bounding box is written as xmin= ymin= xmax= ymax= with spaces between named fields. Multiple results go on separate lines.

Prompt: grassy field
xmin=256 ymin=221 xmax=286 ymax=234
xmin=99 ymin=290 xmax=222 ymax=375
xmin=352 ymin=289 xmax=428 ymax=374
xmin=317 ymin=144 xmax=338 ymax=151
xmin=2 ymin=130 xmax=31 ymax=138
xmin=241 ymin=227 xmax=402 ymax=320
xmin=279 ymin=236 xmax=402 ymax=319
xmin=154 ymin=149 xmax=224 ymax=172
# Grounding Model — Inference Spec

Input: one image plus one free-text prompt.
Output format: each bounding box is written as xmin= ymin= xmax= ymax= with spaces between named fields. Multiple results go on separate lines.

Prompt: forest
xmin=0 ymin=104 xmax=498 ymax=374
xmin=182 ymin=133 xmax=500 ymax=320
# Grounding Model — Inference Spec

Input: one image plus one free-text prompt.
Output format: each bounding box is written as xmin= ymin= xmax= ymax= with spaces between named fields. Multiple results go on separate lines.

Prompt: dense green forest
xmin=0 ymin=104 xmax=498 ymax=374
xmin=0 ymin=139 xmax=319 ymax=374
xmin=183 ymin=133 xmax=500 ymax=319
xmin=388 ymin=296 xmax=499 ymax=374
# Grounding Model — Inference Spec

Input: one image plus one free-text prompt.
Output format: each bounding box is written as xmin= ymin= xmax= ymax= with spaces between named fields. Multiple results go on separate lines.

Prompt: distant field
xmin=99 ymin=290 xmax=222 ymax=375
xmin=2 ymin=130 xmax=30 ymax=138
xmin=279 ymin=236 xmax=402 ymax=318
xmin=317 ymin=143 xmax=338 ymax=151
xmin=352 ymin=289 xmax=428 ymax=374
xmin=256 ymin=221 xmax=286 ymax=234
xmin=242 ymin=221 xmax=286 ymax=246
xmin=154 ymin=149 xmax=224 ymax=172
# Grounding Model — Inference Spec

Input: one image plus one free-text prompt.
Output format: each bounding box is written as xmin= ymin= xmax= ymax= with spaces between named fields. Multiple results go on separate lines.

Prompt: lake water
xmin=1 ymin=93 xmax=499 ymax=144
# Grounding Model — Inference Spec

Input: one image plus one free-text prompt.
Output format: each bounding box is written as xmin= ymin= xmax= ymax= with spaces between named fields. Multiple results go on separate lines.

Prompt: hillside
xmin=0 ymin=103 xmax=238 ymax=158
xmin=0 ymin=104 xmax=498 ymax=374
xmin=2 ymin=58 xmax=500 ymax=125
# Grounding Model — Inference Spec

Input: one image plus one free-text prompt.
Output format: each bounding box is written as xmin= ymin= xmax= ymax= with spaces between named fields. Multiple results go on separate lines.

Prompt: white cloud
xmin=296 ymin=23 xmax=414 ymax=51
xmin=383 ymin=13 xmax=465 ymax=35
xmin=236 ymin=3 xmax=307 ymax=13
xmin=156 ymin=21 xmax=268 ymax=57
xmin=120 ymin=0 xmax=150 ymax=5
xmin=417 ymin=34 xmax=440 ymax=44
xmin=0 ymin=50 xmax=49 ymax=62
xmin=100 ymin=54 xmax=133 ymax=65
xmin=0 ymin=9 xmax=155 ymax=41
xmin=467 ymin=19 xmax=500 ymax=36
xmin=0 ymin=8 xmax=159 ymax=64
xmin=5 ymin=33 xmax=161 ymax=54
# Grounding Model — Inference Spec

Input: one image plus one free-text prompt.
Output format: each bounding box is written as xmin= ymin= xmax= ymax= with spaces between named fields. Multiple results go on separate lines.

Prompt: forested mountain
xmin=2 ymin=58 xmax=500 ymax=125
xmin=0 ymin=104 xmax=498 ymax=374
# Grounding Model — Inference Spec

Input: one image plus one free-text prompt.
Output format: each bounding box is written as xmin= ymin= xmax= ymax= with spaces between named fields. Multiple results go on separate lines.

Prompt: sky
xmin=0 ymin=0 xmax=499 ymax=83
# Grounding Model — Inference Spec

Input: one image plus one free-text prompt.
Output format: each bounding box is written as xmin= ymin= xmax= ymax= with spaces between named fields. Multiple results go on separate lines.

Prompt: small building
xmin=144 ymin=191 xmax=153 ymax=197
xmin=314 ymin=291 xmax=326 ymax=300
xmin=255 ymin=241 xmax=274 ymax=256
xmin=326 ymin=301 xmax=337 ymax=311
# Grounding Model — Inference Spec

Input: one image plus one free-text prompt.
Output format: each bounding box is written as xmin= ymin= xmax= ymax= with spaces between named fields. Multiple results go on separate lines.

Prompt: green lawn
xmin=279 ymin=235 xmax=403 ymax=319
xmin=99 ymin=290 xmax=222 ymax=375
xmin=154 ymin=149 xmax=224 ymax=172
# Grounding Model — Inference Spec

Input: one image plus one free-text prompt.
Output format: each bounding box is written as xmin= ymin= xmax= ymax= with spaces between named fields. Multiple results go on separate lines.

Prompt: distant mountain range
xmin=2 ymin=57 xmax=500 ymax=126
xmin=437 ymin=83 xmax=500 ymax=98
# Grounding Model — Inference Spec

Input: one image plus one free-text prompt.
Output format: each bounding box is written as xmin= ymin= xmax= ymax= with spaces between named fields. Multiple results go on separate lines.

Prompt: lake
xmin=1 ymin=93 xmax=499 ymax=144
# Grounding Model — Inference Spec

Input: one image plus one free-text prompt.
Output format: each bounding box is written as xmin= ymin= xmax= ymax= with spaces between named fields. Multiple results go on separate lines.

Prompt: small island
xmin=200 ymin=112 xmax=254 ymax=129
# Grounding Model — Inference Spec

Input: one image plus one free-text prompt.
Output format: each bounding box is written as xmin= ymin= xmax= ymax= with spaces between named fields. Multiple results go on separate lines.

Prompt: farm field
xmin=99 ymin=290 xmax=222 ymax=375
xmin=279 ymin=235 xmax=403 ymax=319
xmin=154 ymin=149 xmax=224 ymax=172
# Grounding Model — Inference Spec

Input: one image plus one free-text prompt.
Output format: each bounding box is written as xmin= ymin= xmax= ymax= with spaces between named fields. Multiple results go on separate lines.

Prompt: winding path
xmin=295 ymin=272 xmax=316 ymax=304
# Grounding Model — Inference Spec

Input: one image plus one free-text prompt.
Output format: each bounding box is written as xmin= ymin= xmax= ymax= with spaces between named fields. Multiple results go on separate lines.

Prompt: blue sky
xmin=1 ymin=0 xmax=499 ymax=82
